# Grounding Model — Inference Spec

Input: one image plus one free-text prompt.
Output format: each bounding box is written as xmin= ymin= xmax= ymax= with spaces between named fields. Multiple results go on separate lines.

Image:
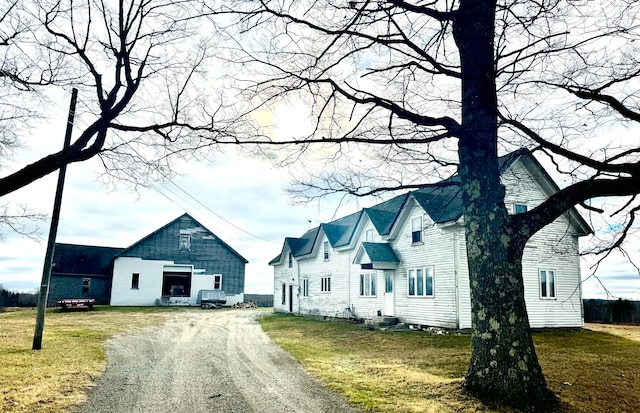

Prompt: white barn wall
xmin=111 ymin=257 xmax=171 ymax=306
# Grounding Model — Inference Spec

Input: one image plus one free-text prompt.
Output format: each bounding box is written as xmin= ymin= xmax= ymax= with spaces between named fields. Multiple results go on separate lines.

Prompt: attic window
xmin=179 ymin=234 xmax=191 ymax=251
xmin=323 ymin=241 xmax=330 ymax=260
xmin=514 ymin=204 xmax=528 ymax=214
xmin=288 ymin=252 xmax=293 ymax=268
xmin=411 ymin=216 xmax=423 ymax=244
xmin=365 ymin=229 xmax=373 ymax=242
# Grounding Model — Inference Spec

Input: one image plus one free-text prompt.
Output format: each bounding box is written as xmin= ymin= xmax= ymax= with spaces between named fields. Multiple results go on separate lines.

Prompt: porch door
xmin=384 ymin=272 xmax=395 ymax=316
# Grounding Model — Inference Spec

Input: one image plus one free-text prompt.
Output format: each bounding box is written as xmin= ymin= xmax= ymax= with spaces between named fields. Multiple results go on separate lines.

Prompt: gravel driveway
xmin=75 ymin=309 xmax=363 ymax=413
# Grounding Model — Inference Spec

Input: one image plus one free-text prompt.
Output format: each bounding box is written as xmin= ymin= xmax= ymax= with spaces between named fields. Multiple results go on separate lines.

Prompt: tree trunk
xmin=453 ymin=0 xmax=557 ymax=410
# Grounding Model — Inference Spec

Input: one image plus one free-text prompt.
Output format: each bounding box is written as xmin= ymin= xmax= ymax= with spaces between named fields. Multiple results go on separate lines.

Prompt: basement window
xmin=514 ymin=204 xmax=528 ymax=214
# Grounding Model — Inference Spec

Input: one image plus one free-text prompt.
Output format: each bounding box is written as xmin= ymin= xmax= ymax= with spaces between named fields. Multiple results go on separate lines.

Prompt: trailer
xmin=199 ymin=290 xmax=226 ymax=309
xmin=56 ymin=298 xmax=95 ymax=311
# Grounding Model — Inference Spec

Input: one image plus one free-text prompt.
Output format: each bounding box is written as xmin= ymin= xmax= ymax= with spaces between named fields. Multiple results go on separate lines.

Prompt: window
xmin=323 ymin=241 xmax=330 ymax=260
xmin=360 ymin=272 xmax=377 ymax=297
xmin=82 ymin=278 xmax=90 ymax=295
xmin=281 ymin=283 xmax=286 ymax=305
xmin=539 ymin=269 xmax=556 ymax=299
xmin=131 ymin=273 xmax=140 ymax=289
xmin=407 ymin=267 xmax=434 ymax=297
xmin=213 ymin=274 xmax=222 ymax=290
xmin=179 ymin=234 xmax=191 ymax=251
xmin=514 ymin=204 xmax=528 ymax=214
xmin=411 ymin=216 xmax=423 ymax=243
xmin=321 ymin=276 xmax=331 ymax=292
xmin=288 ymin=252 xmax=293 ymax=268
xmin=303 ymin=279 xmax=309 ymax=297
xmin=365 ymin=229 xmax=374 ymax=242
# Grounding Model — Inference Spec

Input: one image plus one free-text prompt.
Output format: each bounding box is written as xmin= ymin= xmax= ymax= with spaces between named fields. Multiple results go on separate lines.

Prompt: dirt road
xmin=75 ymin=309 xmax=362 ymax=413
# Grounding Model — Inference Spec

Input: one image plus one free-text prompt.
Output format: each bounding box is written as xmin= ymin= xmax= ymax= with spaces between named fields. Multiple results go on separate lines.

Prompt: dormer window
xmin=323 ymin=241 xmax=330 ymax=260
xmin=179 ymin=234 xmax=191 ymax=251
xmin=411 ymin=216 xmax=423 ymax=244
xmin=288 ymin=252 xmax=293 ymax=268
xmin=365 ymin=228 xmax=373 ymax=242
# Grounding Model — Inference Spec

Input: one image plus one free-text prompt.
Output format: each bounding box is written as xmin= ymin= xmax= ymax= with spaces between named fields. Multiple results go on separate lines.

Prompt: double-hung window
xmin=365 ymin=229 xmax=374 ymax=242
xmin=131 ymin=273 xmax=140 ymax=289
xmin=288 ymin=252 xmax=293 ymax=268
xmin=411 ymin=216 xmax=423 ymax=243
xmin=302 ymin=278 xmax=309 ymax=297
xmin=281 ymin=283 xmax=286 ymax=305
xmin=539 ymin=269 xmax=556 ymax=299
xmin=213 ymin=274 xmax=222 ymax=290
xmin=82 ymin=278 xmax=90 ymax=295
xmin=407 ymin=267 xmax=434 ymax=297
xmin=323 ymin=241 xmax=330 ymax=260
xmin=359 ymin=272 xmax=376 ymax=297
xmin=321 ymin=276 xmax=331 ymax=292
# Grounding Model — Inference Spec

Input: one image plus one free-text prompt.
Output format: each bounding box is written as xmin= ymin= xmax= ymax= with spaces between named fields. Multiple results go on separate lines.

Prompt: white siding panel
xmin=111 ymin=257 xmax=171 ymax=306
xmin=392 ymin=206 xmax=458 ymax=328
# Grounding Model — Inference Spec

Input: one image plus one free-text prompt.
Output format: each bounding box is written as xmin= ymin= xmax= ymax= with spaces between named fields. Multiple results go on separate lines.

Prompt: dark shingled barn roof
xmin=52 ymin=243 xmax=124 ymax=277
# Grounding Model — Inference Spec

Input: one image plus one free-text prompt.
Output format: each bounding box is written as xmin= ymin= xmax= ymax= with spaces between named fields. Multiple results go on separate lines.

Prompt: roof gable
xmin=118 ymin=213 xmax=248 ymax=263
xmin=364 ymin=193 xmax=409 ymax=235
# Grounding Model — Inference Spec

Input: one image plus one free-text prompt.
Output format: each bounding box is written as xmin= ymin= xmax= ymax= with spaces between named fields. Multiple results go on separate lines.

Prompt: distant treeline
xmin=244 ymin=294 xmax=274 ymax=307
xmin=0 ymin=285 xmax=38 ymax=308
xmin=583 ymin=298 xmax=640 ymax=324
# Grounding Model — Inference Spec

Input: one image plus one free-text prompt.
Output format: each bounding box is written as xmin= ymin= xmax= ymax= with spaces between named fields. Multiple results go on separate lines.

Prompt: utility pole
xmin=33 ymin=88 xmax=78 ymax=350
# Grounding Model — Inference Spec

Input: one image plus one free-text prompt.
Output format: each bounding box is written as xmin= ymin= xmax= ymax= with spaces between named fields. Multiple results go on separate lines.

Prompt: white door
xmin=384 ymin=272 xmax=395 ymax=316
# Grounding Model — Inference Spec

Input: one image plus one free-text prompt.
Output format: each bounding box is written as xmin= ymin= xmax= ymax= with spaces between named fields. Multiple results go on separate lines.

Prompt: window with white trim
xmin=365 ymin=229 xmax=374 ymax=242
xmin=321 ymin=276 xmax=331 ymax=292
xmin=302 ymin=278 xmax=309 ymax=297
xmin=539 ymin=269 xmax=556 ymax=299
xmin=360 ymin=272 xmax=376 ymax=297
xmin=281 ymin=283 xmax=286 ymax=305
xmin=213 ymin=274 xmax=222 ymax=290
xmin=323 ymin=241 xmax=330 ymax=260
xmin=411 ymin=216 xmax=423 ymax=243
xmin=288 ymin=252 xmax=293 ymax=268
xmin=407 ymin=267 xmax=434 ymax=297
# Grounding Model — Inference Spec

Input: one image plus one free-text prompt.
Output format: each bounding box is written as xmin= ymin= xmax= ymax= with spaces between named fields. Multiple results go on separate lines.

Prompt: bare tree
xmin=0 ymin=0 xmax=246 ymax=198
xmin=215 ymin=0 xmax=640 ymax=409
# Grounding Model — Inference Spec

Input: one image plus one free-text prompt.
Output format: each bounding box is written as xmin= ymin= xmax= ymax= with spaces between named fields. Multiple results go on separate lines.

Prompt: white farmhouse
xmin=269 ymin=149 xmax=592 ymax=329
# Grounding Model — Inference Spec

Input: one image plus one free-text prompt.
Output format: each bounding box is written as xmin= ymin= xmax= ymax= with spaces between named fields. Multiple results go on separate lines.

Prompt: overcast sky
xmin=0 ymin=95 xmax=639 ymax=299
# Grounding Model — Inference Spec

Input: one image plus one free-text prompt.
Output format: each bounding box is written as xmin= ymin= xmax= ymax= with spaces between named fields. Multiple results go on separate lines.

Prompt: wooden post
xmin=32 ymin=88 xmax=78 ymax=350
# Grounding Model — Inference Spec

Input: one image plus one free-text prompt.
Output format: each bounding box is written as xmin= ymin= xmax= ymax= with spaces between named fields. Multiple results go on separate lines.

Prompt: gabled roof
xmin=364 ymin=193 xmax=409 ymax=235
xmin=53 ymin=243 xmax=124 ymax=277
xmin=118 ymin=213 xmax=248 ymax=263
xmin=360 ymin=242 xmax=400 ymax=263
xmin=321 ymin=211 xmax=362 ymax=248
xmin=270 ymin=148 xmax=592 ymax=265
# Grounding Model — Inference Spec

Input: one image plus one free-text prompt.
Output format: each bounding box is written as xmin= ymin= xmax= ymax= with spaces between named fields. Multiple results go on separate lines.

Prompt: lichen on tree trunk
xmin=453 ymin=0 xmax=558 ymax=410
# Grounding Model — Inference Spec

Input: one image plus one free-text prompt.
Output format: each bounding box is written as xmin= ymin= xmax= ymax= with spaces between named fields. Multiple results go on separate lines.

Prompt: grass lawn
xmin=0 ymin=307 xmax=177 ymax=413
xmin=258 ymin=314 xmax=640 ymax=412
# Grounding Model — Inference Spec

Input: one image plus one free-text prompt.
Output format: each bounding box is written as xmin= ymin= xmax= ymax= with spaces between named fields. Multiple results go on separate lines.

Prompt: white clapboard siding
xmin=350 ymin=220 xmax=387 ymax=319
xmin=111 ymin=257 xmax=173 ymax=306
xmin=392 ymin=205 xmax=459 ymax=328
xmin=273 ymin=246 xmax=297 ymax=313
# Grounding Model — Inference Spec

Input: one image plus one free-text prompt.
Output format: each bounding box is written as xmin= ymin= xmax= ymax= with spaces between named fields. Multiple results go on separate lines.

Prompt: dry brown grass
xmin=259 ymin=314 xmax=640 ymax=413
xmin=0 ymin=307 xmax=176 ymax=413
xmin=584 ymin=322 xmax=640 ymax=342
